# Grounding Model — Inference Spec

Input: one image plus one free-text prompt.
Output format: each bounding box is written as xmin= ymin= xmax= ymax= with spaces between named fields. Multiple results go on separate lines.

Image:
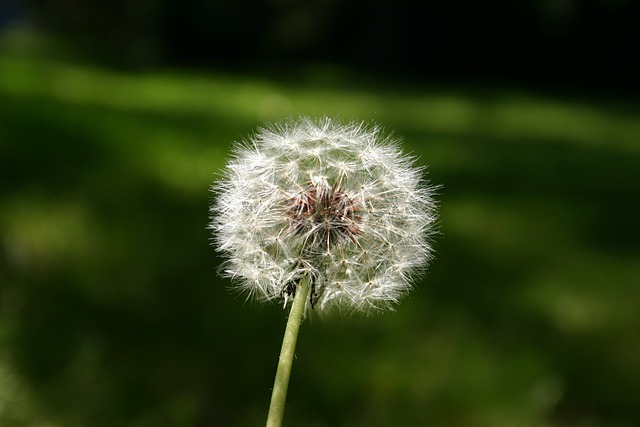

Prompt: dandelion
xmin=209 ymin=117 xmax=438 ymax=426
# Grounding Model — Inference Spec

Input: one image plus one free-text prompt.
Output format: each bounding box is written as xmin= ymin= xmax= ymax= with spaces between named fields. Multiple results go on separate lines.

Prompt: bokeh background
xmin=1 ymin=1 xmax=639 ymax=426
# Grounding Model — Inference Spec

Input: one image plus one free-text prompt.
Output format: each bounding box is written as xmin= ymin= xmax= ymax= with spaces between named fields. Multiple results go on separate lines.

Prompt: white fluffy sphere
xmin=210 ymin=117 xmax=437 ymax=314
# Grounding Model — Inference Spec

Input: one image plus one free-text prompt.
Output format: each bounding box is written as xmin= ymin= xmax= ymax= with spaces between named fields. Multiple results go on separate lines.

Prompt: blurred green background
xmin=1 ymin=1 xmax=639 ymax=426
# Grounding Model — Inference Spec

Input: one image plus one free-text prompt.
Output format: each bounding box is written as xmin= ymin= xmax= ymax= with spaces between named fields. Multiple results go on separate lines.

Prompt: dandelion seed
xmin=210 ymin=116 xmax=438 ymax=314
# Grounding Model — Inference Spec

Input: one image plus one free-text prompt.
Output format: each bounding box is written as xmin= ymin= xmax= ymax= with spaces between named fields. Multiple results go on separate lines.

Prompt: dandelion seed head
xmin=210 ymin=117 xmax=438 ymax=314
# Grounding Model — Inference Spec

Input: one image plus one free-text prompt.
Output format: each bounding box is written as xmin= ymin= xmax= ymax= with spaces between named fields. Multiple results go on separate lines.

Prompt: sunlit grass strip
xmin=1 ymin=54 xmax=639 ymax=152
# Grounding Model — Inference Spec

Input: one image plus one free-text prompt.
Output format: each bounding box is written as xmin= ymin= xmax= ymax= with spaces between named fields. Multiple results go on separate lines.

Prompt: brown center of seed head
xmin=287 ymin=183 xmax=361 ymax=248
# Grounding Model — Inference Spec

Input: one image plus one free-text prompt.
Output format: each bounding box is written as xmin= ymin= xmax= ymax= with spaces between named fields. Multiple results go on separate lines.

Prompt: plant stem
xmin=265 ymin=277 xmax=310 ymax=427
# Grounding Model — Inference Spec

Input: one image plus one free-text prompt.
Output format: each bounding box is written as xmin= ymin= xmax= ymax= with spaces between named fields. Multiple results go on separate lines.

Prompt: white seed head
xmin=210 ymin=117 xmax=438 ymax=314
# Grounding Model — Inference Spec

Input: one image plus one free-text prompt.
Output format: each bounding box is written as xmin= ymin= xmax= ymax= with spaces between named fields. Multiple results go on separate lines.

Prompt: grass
xmin=1 ymin=51 xmax=639 ymax=427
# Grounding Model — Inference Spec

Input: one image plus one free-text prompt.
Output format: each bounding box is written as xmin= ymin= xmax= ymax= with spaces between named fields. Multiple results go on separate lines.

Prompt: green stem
xmin=265 ymin=277 xmax=310 ymax=427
